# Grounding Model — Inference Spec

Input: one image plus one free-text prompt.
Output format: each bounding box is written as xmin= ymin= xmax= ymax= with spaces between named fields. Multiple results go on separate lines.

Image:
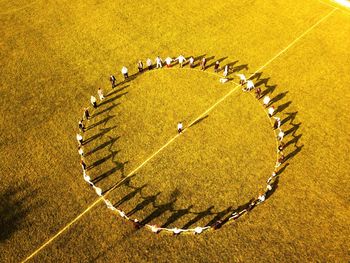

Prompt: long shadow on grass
xmin=0 ymin=183 xmax=44 ymax=242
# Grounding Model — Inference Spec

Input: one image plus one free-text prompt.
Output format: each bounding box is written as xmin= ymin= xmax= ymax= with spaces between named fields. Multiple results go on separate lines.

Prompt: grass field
xmin=0 ymin=0 xmax=349 ymax=262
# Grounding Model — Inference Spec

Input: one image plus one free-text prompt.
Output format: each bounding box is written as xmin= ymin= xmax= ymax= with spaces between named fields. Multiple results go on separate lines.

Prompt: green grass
xmin=0 ymin=0 xmax=349 ymax=262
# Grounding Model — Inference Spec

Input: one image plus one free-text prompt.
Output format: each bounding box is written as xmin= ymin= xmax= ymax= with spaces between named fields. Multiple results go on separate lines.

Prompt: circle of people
xmin=75 ymin=55 xmax=286 ymax=235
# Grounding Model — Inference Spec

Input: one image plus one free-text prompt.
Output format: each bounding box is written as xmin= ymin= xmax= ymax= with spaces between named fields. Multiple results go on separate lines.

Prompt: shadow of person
xmin=189 ymin=115 xmax=209 ymax=128
xmin=275 ymin=101 xmax=292 ymax=114
xmin=285 ymin=122 xmax=301 ymax=136
xmin=85 ymin=115 xmax=115 ymax=131
xmin=92 ymin=103 xmax=120 ymax=119
xmin=281 ymin=111 xmax=298 ymax=126
xmin=99 ymin=92 xmax=128 ymax=107
xmin=127 ymin=192 xmax=161 ymax=217
xmin=162 ymin=205 xmax=194 ymax=228
xmin=261 ymin=84 xmax=277 ymax=97
xmin=181 ymin=206 xmax=214 ymax=229
xmin=0 ymin=183 xmax=45 ymax=242
xmin=285 ymin=144 xmax=304 ymax=161
xmin=140 ymin=188 xmax=180 ymax=225
xmin=270 ymin=91 xmax=289 ymax=105
xmin=106 ymin=85 xmax=130 ymax=98
xmin=255 ymin=77 xmax=270 ymax=88
xmin=114 ymin=184 xmax=147 ymax=208
xmin=205 ymin=206 xmax=233 ymax=227
xmin=85 ymin=136 xmax=120 ymax=156
xmin=231 ymin=63 xmax=248 ymax=73
xmin=83 ymin=126 xmax=117 ymax=145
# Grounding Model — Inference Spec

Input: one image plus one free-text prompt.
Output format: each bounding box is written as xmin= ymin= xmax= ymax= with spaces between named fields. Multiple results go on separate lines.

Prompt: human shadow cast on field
xmin=114 ymin=184 xmax=147 ymax=208
xmin=85 ymin=115 xmax=115 ymax=131
xmin=189 ymin=115 xmax=209 ymax=128
xmin=207 ymin=56 xmax=228 ymax=69
xmin=92 ymin=103 xmax=120 ymax=119
xmin=99 ymin=92 xmax=128 ymax=107
xmin=106 ymin=85 xmax=130 ymax=98
xmin=85 ymin=136 xmax=120 ymax=157
xmin=0 ymin=184 xmax=44 ymax=242
xmin=140 ymin=189 xmax=181 ymax=225
xmin=83 ymin=126 xmax=117 ymax=145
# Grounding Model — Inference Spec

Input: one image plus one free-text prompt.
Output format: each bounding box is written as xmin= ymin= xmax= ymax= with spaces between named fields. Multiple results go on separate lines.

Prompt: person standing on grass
xmin=175 ymin=55 xmax=186 ymax=67
xmin=237 ymin=73 xmax=246 ymax=85
xmin=84 ymin=107 xmax=90 ymax=120
xmin=110 ymin=75 xmax=116 ymax=88
xmin=189 ymin=56 xmax=194 ymax=68
xmin=91 ymin=95 xmax=97 ymax=108
xmin=278 ymin=142 xmax=285 ymax=152
xmin=137 ymin=60 xmax=143 ymax=73
xmin=165 ymin=57 xmax=173 ymax=67
xmin=121 ymin=66 xmax=129 ymax=79
xmin=255 ymin=87 xmax=262 ymax=99
xmin=156 ymin=56 xmax=163 ymax=68
xmin=200 ymin=57 xmax=207 ymax=70
xmin=214 ymin=61 xmax=220 ymax=72
xmin=277 ymin=129 xmax=284 ymax=141
xmin=98 ymin=88 xmax=104 ymax=101
xmin=273 ymin=116 xmax=281 ymax=129
xmin=80 ymin=159 xmax=87 ymax=171
xmin=146 ymin=58 xmax=152 ymax=70
xmin=78 ymin=147 xmax=84 ymax=157
xmin=263 ymin=95 xmax=270 ymax=107
xmin=268 ymin=106 xmax=275 ymax=117
xmin=76 ymin=133 xmax=83 ymax=145
xmin=246 ymin=80 xmax=255 ymax=91
xmin=177 ymin=122 xmax=183 ymax=133
xmin=78 ymin=120 xmax=85 ymax=133
xmin=223 ymin=65 xmax=229 ymax=77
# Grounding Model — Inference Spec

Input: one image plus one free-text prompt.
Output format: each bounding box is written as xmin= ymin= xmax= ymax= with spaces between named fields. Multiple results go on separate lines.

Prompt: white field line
xmin=21 ymin=7 xmax=337 ymax=263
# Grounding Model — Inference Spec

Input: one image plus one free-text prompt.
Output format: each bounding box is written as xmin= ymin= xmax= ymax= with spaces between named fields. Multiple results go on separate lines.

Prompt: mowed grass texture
xmin=0 ymin=0 xmax=349 ymax=262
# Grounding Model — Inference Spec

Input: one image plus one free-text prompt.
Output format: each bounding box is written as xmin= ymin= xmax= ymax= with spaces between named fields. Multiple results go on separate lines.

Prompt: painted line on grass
xmin=21 ymin=7 xmax=337 ymax=262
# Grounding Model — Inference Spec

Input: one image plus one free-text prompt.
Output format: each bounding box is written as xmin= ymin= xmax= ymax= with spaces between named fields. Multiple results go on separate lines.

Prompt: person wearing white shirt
xmin=98 ymin=88 xmax=104 ymax=101
xmin=223 ymin=65 xmax=229 ymax=77
xmin=268 ymin=106 xmax=275 ymax=117
xmin=156 ymin=56 xmax=163 ymax=68
xmin=146 ymin=58 xmax=152 ymax=70
xmin=164 ymin=57 xmax=173 ymax=67
xmin=200 ymin=57 xmax=207 ymax=70
xmin=90 ymin=95 xmax=97 ymax=108
xmin=237 ymin=74 xmax=246 ymax=85
xmin=177 ymin=122 xmax=183 ymax=133
xmin=277 ymin=129 xmax=284 ymax=141
xmin=263 ymin=95 xmax=270 ymax=107
xmin=78 ymin=147 xmax=84 ymax=156
xmin=246 ymin=80 xmax=255 ymax=91
xmin=189 ymin=56 xmax=194 ymax=68
xmin=258 ymin=194 xmax=266 ymax=203
xmin=137 ymin=60 xmax=143 ymax=73
xmin=76 ymin=133 xmax=83 ymax=145
xmin=175 ymin=55 xmax=186 ymax=67
xmin=121 ymin=66 xmax=128 ymax=79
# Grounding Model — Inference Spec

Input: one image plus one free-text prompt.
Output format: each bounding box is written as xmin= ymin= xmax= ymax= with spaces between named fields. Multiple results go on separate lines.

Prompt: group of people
xmin=75 ymin=54 xmax=287 ymax=235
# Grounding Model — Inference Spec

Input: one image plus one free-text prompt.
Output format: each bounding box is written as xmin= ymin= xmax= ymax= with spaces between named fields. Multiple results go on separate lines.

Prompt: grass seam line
xmin=21 ymin=7 xmax=337 ymax=262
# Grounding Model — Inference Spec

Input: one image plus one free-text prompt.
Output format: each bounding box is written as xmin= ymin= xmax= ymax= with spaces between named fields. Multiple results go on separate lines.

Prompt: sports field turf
xmin=0 ymin=0 xmax=349 ymax=262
